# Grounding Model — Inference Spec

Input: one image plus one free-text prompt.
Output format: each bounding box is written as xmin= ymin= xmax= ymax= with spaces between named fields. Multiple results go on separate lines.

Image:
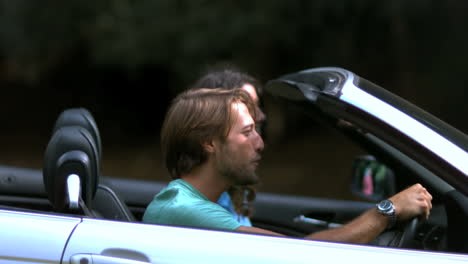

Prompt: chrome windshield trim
xmin=340 ymin=83 xmax=468 ymax=176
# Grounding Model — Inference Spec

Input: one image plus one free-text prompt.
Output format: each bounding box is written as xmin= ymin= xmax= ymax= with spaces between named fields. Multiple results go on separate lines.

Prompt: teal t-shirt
xmin=142 ymin=179 xmax=241 ymax=231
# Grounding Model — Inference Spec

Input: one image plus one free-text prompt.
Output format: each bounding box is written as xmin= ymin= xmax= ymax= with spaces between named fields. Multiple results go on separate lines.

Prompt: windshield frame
xmin=265 ymin=67 xmax=468 ymax=196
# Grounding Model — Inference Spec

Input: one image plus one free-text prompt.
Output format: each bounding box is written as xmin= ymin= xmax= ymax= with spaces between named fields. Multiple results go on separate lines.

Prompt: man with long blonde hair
xmin=143 ymin=87 xmax=433 ymax=244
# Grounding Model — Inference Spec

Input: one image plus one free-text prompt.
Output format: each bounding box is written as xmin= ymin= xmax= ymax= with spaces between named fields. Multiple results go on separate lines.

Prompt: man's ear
xmin=202 ymin=140 xmax=217 ymax=153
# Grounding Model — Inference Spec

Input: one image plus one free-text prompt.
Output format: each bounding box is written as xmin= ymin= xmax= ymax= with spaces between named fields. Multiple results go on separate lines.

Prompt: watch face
xmin=378 ymin=200 xmax=392 ymax=211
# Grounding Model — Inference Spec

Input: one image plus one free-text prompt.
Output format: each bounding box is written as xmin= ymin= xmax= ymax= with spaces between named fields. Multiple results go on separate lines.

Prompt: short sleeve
xmin=142 ymin=180 xmax=242 ymax=231
xmin=173 ymin=201 xmax=242 ymax=231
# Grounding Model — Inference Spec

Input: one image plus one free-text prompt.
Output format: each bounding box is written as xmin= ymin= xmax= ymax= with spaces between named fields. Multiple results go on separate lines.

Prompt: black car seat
xmin=44 ymin=108 xmax=135 ymax=221
xmin=53 ymin=108 xmax=102 ymax=160
xmin=43 ymin=125 xmax=99 ymax=215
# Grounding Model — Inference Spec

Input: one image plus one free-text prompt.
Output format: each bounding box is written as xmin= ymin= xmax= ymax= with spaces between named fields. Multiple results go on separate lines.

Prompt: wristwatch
xmin=376 ymin=199 xmax=397 ymax=229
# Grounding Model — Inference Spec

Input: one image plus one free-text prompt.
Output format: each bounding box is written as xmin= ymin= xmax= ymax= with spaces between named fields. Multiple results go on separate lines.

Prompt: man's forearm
xmin=305 ymin=208 xmax=389 ymax=244
xmin=238 ymin=208 xmax=389 ymax=244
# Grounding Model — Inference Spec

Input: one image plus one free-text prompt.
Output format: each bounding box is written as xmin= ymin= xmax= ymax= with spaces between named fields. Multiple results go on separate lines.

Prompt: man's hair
xmin=191 ymin=65 xmax=263 ymax=97
xmin=191 ymin=65 xmax=263 ymax=218
xmin=161 ymin=88 xmax=257 ymax=179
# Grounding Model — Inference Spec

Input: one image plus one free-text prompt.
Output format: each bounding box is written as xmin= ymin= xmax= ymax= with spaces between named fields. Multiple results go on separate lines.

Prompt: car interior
xmin=43 ymin=107 xmax=135 ymax=221
xmin=0 ymin=104 xmax=467 ymax=255
xmin=0 ymin=108 xmax=135 ymax=222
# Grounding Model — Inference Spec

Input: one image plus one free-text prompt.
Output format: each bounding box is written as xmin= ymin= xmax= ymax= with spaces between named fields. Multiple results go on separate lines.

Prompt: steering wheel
xmin=371 ymin=217 xmax=420 ymax=248
xmin=398 ymin=217 xmax=419 ymax=248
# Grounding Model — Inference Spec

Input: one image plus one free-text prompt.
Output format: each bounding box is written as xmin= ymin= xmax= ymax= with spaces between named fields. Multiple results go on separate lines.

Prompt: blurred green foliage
xmin=0 ymin=1 xmax=467 ymax=194
xmin=0 ymin=0 xmax=467 ymax=131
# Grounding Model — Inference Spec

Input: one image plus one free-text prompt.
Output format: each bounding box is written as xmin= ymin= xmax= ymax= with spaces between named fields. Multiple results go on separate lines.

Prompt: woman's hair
xmin=191 ymin=64 xmax=263 ymax=97
xmin=161 ymin=88 xmax=256 ymax=179
xmin=228 ymin=185 xmax=256 ymax=218
xmin=192 ymin=64 xmax=266 ymax=131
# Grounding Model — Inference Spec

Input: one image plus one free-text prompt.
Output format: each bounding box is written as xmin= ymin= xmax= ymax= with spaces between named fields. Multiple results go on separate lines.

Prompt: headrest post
xmin=66 ymin=174 xmax=81 ymax=210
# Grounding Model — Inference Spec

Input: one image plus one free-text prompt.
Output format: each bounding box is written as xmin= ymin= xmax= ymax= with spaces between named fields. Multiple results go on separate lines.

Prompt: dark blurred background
xmin=1 ymin=1 xmax=467 ymax=200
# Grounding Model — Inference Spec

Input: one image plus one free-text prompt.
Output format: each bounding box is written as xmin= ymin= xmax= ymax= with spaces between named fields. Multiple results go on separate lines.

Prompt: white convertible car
xmin=1 ymin=67 xmax=467 ymax=263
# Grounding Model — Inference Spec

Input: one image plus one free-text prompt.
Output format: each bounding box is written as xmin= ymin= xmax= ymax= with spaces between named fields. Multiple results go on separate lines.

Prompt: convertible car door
xmin=0 ymin=209 xmax=80 ymax=264
xmin=61 ymin=218 xmax=468 ymax=264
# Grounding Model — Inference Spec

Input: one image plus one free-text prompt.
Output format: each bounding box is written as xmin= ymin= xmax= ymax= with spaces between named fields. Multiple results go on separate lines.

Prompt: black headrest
xmin=53 ymin=108 xmax=102 ymax=159
xmin=43 ymin=126 xmax=99 ymax=211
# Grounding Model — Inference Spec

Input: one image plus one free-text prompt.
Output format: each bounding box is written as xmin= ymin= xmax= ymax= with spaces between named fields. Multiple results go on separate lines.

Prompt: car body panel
xmin=0 ymin=209 xmax=80 ymax=264
xmin=62 ymin=218 xmax=468 ymax=264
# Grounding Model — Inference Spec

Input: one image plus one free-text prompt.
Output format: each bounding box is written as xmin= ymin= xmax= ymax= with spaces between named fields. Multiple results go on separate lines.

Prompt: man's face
xmin=215 ymin=102 xmax=264 ymax=186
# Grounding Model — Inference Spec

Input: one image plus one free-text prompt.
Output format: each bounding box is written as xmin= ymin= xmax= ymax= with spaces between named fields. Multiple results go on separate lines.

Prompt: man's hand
xmin=389 ymin=183 xmax=433 ymax=221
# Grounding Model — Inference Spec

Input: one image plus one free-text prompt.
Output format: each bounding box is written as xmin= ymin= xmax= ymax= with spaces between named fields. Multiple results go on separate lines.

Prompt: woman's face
xmin=241 ymin=83 xmax=266 ymax=135
xmin=241 ymin=84 xmax=266 ymax=123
